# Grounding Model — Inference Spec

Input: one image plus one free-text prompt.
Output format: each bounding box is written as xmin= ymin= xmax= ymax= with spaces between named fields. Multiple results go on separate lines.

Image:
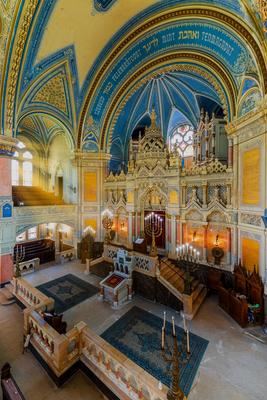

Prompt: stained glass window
xmin=169 ymin=124 xmax=194 ymax=157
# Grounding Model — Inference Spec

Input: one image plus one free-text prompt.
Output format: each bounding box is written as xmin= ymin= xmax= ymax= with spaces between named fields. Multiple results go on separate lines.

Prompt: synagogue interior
xmin=0 ymin=1 xmax=267 ymax=400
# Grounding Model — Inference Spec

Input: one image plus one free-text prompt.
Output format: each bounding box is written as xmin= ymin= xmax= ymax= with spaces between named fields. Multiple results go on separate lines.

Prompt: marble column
xmin=114 ymin=214 xmax=118 ymax=242
xmin=231 ymin=226 xmax=238 ymax=269
xmin=228 ymin=138 xmax=233 ymax=169
xmin=0 ymin=136 xmax=17 ymax=286
xmin=226 ymin=183 xmax=231 ymax=207
xmin=202 ymin=182 xmax=207 ymax=208
xmin=140 ymin=210 xmax=144 ymax=235
xmin=170 ymin=214 xmax=176 ymax=257
xmin=203 ymin=225 xmax=208 ymax=262
xmin=227 ymin=227 xmax=231 ymax=265
xmin=181 ymin=184 xmax=186 ymax=208
xmin=128 ymin=212 xmax=133 ymax=247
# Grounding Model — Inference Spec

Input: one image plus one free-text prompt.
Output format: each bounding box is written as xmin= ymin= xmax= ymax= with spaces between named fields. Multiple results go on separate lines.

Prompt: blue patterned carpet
xmin=101 ymin=306 xmax=208 ymax=396
xmin=37 ymin=274 xmax=98 ymax=313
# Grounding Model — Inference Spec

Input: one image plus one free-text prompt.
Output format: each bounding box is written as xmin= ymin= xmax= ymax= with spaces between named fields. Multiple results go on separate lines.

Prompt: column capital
xmin=73 ymin=150 xmax=111 ymax=166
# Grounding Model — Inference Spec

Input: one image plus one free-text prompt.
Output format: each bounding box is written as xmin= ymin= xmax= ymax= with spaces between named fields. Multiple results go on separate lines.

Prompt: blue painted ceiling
xmin=108 ymin=69 xmax=223 ymax=171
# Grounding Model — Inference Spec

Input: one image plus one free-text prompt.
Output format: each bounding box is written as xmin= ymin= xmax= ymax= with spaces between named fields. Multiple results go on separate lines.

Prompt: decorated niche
xmin=206 ymin=210 xmax=229 ymax=264
xmin=182 ymin=223 xmax=205 ymax=255
xmin=143 ymin=187 xmax=166 ymax=210
xmin=206 ymin=227 xmax=228 ymax=264
xmin=117 ymin=207 xmax=128 ymax=244
xmin=185 ymin=209 xmax=203 ymax=222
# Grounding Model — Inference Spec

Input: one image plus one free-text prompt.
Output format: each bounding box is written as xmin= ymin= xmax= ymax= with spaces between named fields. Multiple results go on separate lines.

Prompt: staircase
xmin=158 ymin=258 xmax=207 ymax=319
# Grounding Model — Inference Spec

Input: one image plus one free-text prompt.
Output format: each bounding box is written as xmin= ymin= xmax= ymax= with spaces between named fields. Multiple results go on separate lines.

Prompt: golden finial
xmin=150 ymin=107 xmax=157 ymax=128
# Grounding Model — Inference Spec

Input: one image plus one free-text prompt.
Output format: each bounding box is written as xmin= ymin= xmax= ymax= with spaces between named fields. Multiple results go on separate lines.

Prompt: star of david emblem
xmin=56 ymin=284 xmax=73 ymax=295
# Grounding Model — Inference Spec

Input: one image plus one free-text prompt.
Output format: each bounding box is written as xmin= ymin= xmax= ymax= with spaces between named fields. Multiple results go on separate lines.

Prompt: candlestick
xmin=161 ymin=326 xmax=165 ymax=349
xmin=161 ymin=313 xmax=190 ymax=400
xmin=172 ymin=316 xmax=176 ymax=336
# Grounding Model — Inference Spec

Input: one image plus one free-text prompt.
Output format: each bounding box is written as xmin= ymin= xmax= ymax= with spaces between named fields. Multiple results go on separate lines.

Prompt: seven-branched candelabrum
xmin=144 ymin=212 xmax=163 ymax=257
xmin=161 ymin=312 xmax=190 ymax=400
xmin=14 ymin=244 xmax=25 ymax=278
xmin=102 ymin=209 xmax=113 ymax=244
xmin=177 ymin=243 xmax=200 ymax=295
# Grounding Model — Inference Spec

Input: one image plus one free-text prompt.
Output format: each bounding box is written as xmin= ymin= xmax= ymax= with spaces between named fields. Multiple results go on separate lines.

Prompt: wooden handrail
xmin=1 ymin=363 xmax=25 ymax=400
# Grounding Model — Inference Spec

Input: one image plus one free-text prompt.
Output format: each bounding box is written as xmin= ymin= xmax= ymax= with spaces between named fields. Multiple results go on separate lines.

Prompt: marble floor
xmin=1 ymin=260 xmax=267 ymax=400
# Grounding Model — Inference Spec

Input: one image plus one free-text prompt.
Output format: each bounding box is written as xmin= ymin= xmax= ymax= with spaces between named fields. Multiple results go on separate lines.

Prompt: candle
xmin=186 ymin=329 xmax=190 ymax=354
xmin=172 ymin=316 xmax=176 ymax=336
xmin=163 ymin=311 xmax=166 ymax=329
xmin=183 ymin=314 xmax=187 ymax=332
xmin=197 ymin=251 xmax=200 ymax=262
xmin=161 ymin=326 xmax=165 ymax=349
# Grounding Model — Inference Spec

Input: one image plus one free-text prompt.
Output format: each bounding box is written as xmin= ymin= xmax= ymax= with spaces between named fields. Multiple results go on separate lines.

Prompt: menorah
xmin=144 ymin=212 xmax=163 ymax=257
xmin=102 ymin=209 xmax=113 ymax=244
xmin=14 ymin=244 xmax=25 ymax=278
xmin=161 ymin=312 xmax=190 ymax=400
xmin=177 ymin=243 xmax=200 ymax=295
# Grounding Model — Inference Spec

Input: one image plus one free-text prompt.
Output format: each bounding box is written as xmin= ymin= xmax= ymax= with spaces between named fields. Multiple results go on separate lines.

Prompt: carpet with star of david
xmin=36 ymin=274 xmax=98 ymax=313
xmin=101 ymin=306 xmax=208 ymax=396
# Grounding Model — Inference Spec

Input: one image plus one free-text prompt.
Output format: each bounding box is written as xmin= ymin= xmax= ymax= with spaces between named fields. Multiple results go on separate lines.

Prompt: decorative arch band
xmin=99 ymin=52 xmax=236 ymax=151
xmin=77 ymin=7 xmax=267 ymax=148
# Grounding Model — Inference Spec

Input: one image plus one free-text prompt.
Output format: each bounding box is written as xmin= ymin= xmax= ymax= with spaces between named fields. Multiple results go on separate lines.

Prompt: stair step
xmin=161 ymin=269 xmax=176 ymax=280
xmin=191 ymin=279 xmax=199 ymax=292
xmin=192 ymin=287 xmax=207 ymax=317
xmin=192 ymin=283 xmax=204 ymax=301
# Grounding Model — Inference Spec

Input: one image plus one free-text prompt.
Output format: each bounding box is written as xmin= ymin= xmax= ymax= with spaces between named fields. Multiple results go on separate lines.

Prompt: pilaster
xmin=0 ymin=136 xmax=18 ymax=285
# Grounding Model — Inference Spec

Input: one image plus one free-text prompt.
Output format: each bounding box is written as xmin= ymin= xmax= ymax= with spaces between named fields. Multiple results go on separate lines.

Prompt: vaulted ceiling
xmin=0 ymin=0 xmax=266 ymax=169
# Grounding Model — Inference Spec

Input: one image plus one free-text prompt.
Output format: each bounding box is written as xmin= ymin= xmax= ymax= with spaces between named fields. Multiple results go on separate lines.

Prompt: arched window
xmin=11 ymin=159 xmax=19 ymax=185
xmin=23 ymin=161 xmax=33 ymax=186
xmin=17 ymin=141 xmax=25 ymax=149
xmin=11 ymin=142 xmax=33 ymax=186
xmin=28 ymin=226 xmax=37 ymax=240
xmin=23 ymin=151 xmax=33 ymax=159
xmin=169 ymin=124 xmax=194 ymax=158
